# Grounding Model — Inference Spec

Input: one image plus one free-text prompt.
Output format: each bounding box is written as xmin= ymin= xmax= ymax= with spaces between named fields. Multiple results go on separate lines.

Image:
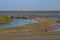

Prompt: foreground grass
xmin=0 ymin=32 xmax=60 ymax=36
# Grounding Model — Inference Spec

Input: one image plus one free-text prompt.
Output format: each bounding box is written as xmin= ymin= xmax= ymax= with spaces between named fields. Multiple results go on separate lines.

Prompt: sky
xmin=0 ymin=0 xmax=60 ymax=11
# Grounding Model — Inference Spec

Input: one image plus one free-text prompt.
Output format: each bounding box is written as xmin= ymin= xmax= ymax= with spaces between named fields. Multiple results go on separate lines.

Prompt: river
xmin=0 ymin=18 xmax=38 ymax=28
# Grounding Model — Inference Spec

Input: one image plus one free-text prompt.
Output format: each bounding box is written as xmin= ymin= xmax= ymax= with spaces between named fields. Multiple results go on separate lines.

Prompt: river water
xmin=0 ymin=19 xmax=38 ymax=28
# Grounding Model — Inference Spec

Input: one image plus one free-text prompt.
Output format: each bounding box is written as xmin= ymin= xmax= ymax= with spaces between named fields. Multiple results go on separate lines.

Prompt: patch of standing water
xmin=50 ymin=23 xmax=60 ymax=28
xmin=49 ymin=23 xmax=60 ymax=32
xmin=0 ymin=18 xmax=38 ymax=28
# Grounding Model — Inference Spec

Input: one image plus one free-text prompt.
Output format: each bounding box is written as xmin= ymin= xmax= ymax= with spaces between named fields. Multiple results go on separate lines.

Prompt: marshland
xmin=0 ymin=11 xmax=60 ymax=40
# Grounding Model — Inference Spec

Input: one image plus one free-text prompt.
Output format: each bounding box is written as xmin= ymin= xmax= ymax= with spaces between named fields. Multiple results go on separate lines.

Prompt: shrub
xmin=0 ymin=16 xmax=13 ymax=24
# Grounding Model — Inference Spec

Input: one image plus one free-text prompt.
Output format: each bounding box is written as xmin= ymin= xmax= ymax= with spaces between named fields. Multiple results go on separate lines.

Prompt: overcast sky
xmin=0 ymin=0 xmax=60 ymax=11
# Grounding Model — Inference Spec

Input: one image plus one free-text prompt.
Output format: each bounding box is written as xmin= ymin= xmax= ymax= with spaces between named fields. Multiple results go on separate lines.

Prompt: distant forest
xmin=0 ymin=11 xmax=60 ymax=18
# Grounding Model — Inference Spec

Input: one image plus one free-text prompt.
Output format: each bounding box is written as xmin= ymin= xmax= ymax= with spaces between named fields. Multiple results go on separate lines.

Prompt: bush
xmin=0 ymin=16 xmax=13 ymax=24
xmin=56 ymin=21 xmax=60 ymax=23
xmin=10 ymin=16 xmax=13 ymax=19
xmin=21 ymin=17 xmax=27 ymax=19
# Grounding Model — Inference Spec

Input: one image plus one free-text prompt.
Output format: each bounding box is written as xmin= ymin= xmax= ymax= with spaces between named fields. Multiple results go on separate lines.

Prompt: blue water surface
xmin=0 ymin=19 xmax=38 ymax=28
